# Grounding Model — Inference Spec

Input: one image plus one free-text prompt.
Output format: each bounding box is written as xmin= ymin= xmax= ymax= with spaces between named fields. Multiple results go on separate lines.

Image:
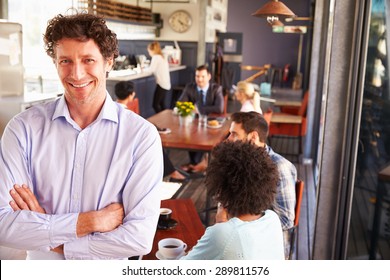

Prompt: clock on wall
xmin=168 ymin=10 xmax=192 ymax=33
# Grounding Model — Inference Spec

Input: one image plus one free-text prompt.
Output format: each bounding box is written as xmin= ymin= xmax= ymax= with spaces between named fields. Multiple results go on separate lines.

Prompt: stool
xmin=170 ymin=85 xmax=185 ymax=109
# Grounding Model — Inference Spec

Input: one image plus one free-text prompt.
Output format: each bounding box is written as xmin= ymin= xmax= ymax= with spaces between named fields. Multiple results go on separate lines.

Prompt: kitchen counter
xmin=107 ymin=65 xmax=186 ymax=82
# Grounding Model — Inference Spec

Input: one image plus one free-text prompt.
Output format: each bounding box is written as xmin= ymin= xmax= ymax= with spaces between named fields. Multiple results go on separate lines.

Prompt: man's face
xmin=54 ymin=38 xmax=113 ymax=105
xmin=227 ymin=122 xmax=250 ymax=142
xmin=195 ymin=69 xmax=211 ymax=89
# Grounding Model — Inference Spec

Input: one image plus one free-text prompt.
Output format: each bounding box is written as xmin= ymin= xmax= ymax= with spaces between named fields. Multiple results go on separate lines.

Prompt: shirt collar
xmin=52 ymin=92 xmax=118 ymax=125
xmin=197 ymin=84 xmax=210 ymax=93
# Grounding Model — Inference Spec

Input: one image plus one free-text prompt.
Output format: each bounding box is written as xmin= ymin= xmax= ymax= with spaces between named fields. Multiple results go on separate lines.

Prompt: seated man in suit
xmin=178 ymin=64 xmax=224 ymax=173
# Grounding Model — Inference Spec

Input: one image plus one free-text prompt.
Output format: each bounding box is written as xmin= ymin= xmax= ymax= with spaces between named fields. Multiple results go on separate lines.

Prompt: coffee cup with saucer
xmin=158 ymin=208 xmax=177 ymax=230
xmin=156 ymin=238 xmax=187 ymax=260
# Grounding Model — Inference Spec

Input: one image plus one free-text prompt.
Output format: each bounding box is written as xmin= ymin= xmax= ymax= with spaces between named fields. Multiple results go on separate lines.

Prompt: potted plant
xmin=175 ymin=101 xmax=195 ymax=126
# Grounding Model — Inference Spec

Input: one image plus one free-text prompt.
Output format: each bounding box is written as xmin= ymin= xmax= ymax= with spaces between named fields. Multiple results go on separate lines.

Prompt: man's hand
xmin=95 ymin=203 xmax=125 ymax=232
xmin=9 ymin=184 xmax=45 ymax=213
xmin=76 ymin=203 xmax=124 ymax=237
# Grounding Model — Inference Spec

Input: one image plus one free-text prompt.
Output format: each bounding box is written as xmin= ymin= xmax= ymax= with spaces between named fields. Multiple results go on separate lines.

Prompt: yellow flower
xmin=175 ymin=101 xmax=195 ymax=117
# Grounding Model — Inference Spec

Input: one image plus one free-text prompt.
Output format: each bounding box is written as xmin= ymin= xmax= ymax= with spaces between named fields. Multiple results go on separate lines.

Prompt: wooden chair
xmin=268 ymin=91 xmax=309 ymax=155
xmin=289 ymin=180 xmax=305 ymax=260
xmin=263 ymin=109 xmax=273 ymax=126
xmin=127 ymin=98 xmax=140 ymax=114
xmin=223 ymin=93 xmax=228 ymax=114
xmin=278 ymin=90 xmax=309 ymax=115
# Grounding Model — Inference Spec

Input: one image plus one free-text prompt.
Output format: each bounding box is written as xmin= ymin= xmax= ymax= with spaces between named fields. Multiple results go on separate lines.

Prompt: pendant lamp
xmin=252 ymin=0 xmax=296 ymax=25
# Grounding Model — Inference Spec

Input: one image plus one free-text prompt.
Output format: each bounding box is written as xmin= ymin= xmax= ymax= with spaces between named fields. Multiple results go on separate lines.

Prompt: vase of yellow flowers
xmin=175 ymin=101 xmax=195 ymax=127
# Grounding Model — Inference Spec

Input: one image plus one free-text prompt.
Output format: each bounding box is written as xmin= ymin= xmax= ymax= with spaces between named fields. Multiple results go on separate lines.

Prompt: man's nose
xmin=71 ymin=63 xmax=85 ymax=80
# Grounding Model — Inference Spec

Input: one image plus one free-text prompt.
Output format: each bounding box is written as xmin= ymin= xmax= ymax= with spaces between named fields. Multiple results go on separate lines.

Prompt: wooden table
xmin=142 ymin=199 xmax=205 ymax=260
xmin=148 ymin=110 xmax=231 ymax=225
xmin=274 ymin=100 xmax=302 ymax=107
xmin=147 ymin=109 xmax=231 ymax=152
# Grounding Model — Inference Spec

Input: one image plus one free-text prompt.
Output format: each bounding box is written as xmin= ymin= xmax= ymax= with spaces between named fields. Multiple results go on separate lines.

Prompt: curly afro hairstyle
xmin=43 ymin=12 xmax=119 ymax=61
xmin=206 ymin=141 xmax=278 ymax=217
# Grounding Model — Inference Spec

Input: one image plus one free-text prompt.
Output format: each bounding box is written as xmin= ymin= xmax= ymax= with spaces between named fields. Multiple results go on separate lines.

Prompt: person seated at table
xmin=178 ymin=64 xmax=224 ymax=173
xmin=227 ymin=111 xmax=297 ymax=259
xmin=234 ymin=81 xmax=262 ymax=114
xmin=115 ymin=80 xmax=136 ymax=109
xmin=181 ymin=141 xmax=284 ymax=260
xmin=115 ymin=81 xmax=186 ymax=181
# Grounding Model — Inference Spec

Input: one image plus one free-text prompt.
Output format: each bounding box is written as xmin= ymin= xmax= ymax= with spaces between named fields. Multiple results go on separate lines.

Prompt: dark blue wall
xmin=227 ymin=0 xmax=312 ymax=85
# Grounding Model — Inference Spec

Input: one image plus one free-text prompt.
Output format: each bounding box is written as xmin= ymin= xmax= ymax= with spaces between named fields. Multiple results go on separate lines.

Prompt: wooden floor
xmin=164 ymin=135 xmax=316 ymax=260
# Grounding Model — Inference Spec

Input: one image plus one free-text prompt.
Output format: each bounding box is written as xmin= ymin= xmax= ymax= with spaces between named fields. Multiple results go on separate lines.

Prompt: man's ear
xmin=248 ymin=131 xmax=259 ymax=144
xmin=105 ymin=57 xmax=114 ymax=72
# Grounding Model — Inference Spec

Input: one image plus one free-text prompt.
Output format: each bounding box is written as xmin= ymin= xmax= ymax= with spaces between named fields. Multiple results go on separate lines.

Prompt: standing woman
xmin=146 ymin=41 xmax=171 ymax=113
xmin=235 ymin=81 xmax=262 ymax=114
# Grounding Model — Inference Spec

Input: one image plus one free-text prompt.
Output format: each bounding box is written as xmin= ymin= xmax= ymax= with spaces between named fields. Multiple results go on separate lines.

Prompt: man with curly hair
xmin=227 ymin=111 xmax=297 ymax=259
xmin=0 ymin=12 xmax=163 ymax=259
xmin=181 ymin=141 xmax=284 ymax=259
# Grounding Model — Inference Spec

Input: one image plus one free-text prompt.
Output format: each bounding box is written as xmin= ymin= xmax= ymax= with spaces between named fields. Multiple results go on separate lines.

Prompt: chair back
xmin=294 ymin=180 xmax=304 ymax=227
xmin=280 ymin=90 xmax=309 ymax=116
xmin=127 ymin=98 xmax=140 ymax=114
xmin=263 ymin=109 xmax=273 ymax=126
xmin=297 ymin=91 xmax=309 ymax=117
xmin=223 ymin=94 xmax=228 ymax=114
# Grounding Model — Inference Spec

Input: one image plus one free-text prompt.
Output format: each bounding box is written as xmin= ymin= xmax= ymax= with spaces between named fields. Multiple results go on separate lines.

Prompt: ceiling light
xmin=252 ymin=0 xmax=297 ymax=25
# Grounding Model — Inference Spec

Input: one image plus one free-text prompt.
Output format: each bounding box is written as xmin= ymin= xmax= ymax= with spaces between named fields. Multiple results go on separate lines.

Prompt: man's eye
xmin=85 ymin=59 xmax=95 ymax=63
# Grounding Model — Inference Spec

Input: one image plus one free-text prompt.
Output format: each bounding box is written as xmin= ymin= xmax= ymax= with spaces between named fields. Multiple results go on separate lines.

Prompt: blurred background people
xmin=146 ymin=41 xmax=171 ymax=113
xmin=178 ymin=64 xmax=224 ymax=173
xmin=235 ymin=81 xmax=262 ymax=114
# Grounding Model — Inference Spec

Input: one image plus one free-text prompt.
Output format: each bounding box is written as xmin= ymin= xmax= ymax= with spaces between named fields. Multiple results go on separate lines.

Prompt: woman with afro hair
xmin=181 ymin=141 xmax=284 ymax=260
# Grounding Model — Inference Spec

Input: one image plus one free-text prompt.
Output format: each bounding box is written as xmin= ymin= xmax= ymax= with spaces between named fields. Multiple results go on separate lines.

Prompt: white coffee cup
xmin=158 ymin=238 xmax=187 ymax=259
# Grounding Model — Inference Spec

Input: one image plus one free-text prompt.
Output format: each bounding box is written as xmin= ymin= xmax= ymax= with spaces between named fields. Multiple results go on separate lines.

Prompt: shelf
xmin=78 ymin=0 xmax=153 ymax=24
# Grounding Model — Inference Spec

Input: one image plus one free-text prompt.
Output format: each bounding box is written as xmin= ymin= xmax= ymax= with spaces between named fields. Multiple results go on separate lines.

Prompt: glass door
xmin=347 ymin=0 xmax=390 ymax=260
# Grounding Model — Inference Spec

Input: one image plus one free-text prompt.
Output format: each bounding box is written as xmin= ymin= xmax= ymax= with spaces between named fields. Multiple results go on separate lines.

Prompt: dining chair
xmin=223 ymin=93 xmax=228 ymax=114
xmin=268 ymin=91 xmax=309 ymax=156
xmin=263 ymin=109 xmax=273 ymax=126
xmin=127 ymin=98 xmax=140 ymax=114
xmin=289 ymin=179 xmax=304 ymax=260
xmin=279 ymin=90 xmax=309 ymax=115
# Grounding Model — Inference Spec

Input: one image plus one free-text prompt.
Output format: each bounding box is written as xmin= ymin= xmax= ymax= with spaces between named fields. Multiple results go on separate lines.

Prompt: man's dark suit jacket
xmin=178 ymin=82 xmax=224 ymax=115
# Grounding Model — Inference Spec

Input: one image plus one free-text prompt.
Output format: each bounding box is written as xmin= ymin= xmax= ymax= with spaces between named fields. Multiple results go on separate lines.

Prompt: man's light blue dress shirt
xmin=0 ymin=94 xmax=163 ymax=259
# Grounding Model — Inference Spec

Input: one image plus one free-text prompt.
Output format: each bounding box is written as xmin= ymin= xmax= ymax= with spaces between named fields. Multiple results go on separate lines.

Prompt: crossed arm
xmin=9 ymin=184 xmax=124 ymax=254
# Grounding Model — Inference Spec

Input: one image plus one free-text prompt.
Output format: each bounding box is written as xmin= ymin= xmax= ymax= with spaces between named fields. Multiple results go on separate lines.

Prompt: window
xmin=8 ymin=0 xmax=74 ymax=93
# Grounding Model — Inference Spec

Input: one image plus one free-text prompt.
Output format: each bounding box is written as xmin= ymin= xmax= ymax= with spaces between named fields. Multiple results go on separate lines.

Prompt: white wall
xmin=116 ymin=0 xmax=227 ymax=42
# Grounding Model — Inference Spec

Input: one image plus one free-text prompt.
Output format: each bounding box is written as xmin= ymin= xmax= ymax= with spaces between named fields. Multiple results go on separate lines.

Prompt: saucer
xmin=157 ymin=218 xmax=178 ymax=230
xmin=155 ymin=250 xmax=185 ymax=260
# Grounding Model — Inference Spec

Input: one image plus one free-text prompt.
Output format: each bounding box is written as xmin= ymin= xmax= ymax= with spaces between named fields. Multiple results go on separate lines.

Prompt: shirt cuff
xmin=49 ymin=213 xmax=78 ymax=248
xmin=63 ymin=236 xmax=90 ymax=259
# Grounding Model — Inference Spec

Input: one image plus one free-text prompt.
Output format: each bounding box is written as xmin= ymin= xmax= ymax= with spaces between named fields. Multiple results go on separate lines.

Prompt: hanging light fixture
xmin=270 ymin=20 xmax=284 ymax=27
xmin=252 ymin=0 xmax=297 ymax=25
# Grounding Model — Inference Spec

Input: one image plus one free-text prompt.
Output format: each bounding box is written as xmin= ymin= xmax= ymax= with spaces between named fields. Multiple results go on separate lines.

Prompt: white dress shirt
xmin=0 ymin=94 xmax=163 ymax=259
